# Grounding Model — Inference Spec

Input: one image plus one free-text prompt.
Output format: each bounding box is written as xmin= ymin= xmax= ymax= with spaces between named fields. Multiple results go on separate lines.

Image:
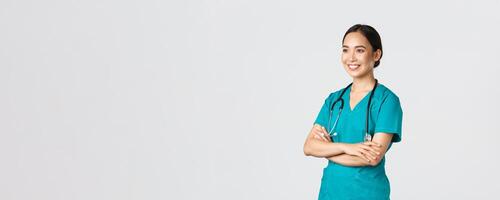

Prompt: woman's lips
xmin=348 ymin=64 xmax=360 ymax=70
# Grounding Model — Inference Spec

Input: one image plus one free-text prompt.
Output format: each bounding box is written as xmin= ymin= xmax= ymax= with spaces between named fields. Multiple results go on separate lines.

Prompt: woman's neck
xmin=351 ymin=73 xmax=376 ymax=92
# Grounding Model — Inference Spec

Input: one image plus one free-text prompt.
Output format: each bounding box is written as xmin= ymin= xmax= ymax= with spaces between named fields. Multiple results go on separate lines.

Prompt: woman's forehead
xmin=343 ymin=32 xmax=370 ymax=47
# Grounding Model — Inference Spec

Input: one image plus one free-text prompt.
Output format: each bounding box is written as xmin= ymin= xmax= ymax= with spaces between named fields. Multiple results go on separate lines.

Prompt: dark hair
xmin=342 ymin=24 xmax=383 ymax=68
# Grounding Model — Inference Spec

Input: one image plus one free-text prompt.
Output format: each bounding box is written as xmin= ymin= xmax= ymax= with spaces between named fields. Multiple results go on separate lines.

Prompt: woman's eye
xmin=342 ymin=49 xmax=348 ymax=53
xmin=356 ymin=49 xmax=365 ymax=53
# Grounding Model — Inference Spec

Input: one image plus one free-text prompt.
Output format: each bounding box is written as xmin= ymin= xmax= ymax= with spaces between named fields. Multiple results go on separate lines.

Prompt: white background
xmin=1 ymin=0 xmax=499 ymax=199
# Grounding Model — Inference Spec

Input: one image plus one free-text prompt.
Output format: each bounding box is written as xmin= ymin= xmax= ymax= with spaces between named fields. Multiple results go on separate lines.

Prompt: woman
xmin=303 ymin=24 xmax=403 ymax=200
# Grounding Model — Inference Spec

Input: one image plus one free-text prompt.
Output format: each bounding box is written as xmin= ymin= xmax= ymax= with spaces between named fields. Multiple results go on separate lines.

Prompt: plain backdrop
xmin=1 ymin=0 xmax=500 ymax=199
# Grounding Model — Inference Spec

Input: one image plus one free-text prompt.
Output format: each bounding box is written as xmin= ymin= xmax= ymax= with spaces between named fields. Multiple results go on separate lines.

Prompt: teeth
xmin=348 ymin=64 xmax=360 ymax=70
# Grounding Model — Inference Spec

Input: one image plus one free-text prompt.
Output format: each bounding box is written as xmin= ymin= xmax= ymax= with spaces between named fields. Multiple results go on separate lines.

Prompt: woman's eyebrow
xmin=342 ymin=45 xmax=367 ymax=49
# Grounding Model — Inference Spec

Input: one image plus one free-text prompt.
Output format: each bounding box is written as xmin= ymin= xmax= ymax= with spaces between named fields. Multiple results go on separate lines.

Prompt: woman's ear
xmin=373 ymin=49 xmax=382 ymax=62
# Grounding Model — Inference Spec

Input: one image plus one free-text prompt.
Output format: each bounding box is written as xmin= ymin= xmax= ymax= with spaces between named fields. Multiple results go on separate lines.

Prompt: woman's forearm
xmin=304 ymin=139 xmax=346 ymax=158
xmin=327 ymin=154 xmax=372 ymax=167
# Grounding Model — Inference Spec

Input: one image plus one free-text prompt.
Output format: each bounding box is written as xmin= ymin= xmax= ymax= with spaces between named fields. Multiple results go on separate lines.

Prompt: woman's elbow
xmin=303 ymin=141 xmax=313 ymax=156
xmin=368 ymin=157 xmax=383 ymax=166
xmin=303 ymin=144 xmax=311 ymax=156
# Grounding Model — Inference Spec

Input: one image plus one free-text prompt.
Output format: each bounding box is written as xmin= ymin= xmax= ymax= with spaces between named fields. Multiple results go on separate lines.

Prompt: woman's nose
xmin=350 ymin=51 xmax=356 ymax=61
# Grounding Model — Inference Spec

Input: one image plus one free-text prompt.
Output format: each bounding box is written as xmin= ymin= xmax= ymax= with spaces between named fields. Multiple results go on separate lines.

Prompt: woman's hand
xmin=304 ymin=124 xmax=345 ymax=157
xmin=341 ymin=142 xmax=382 ymax=163
xmin=312 ymin=125 xmax=331 ymax=142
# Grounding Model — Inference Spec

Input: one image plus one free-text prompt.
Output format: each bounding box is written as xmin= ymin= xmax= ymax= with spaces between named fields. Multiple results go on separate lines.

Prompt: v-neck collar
xmin=346 ymin=87 xmax=372 ymax=112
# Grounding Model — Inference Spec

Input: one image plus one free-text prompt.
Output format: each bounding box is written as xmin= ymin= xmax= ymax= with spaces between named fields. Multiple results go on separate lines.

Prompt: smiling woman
xmin=303 ymin=24 xmax=403 ymax=200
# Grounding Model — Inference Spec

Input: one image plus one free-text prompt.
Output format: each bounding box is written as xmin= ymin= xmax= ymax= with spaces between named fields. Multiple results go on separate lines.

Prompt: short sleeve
xmin=313 ymin=94 xmax=333 ymax=128
xmin=374 ymin=94 xmax=403 ymax=143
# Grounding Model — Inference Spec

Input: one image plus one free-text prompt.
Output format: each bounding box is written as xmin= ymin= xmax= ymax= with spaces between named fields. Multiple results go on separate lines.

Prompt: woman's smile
xmin=347 ymin=64 xmax=361 ymax=70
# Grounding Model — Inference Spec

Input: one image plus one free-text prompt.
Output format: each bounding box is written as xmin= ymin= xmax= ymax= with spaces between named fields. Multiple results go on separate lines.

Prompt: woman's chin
xmin=344 ymin=66 xmax=372 ymax=79
xmin=344 ymin=69 xmax=361 ymax=77
xmin=346 ymin=71 xmax=370 ymax=79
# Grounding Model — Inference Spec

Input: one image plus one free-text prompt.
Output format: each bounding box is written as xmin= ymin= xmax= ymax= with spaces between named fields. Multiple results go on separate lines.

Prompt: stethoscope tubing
xmin=327 ymin=79 xmax=378 ymax=141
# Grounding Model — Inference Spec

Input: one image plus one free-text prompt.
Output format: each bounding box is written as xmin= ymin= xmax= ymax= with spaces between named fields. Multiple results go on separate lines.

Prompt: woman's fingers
xmin=317 ymin=126 xmax=328 ymax=135
xmin=313 ymin=131 xmax=325 ymax=141
xmin=344 ymin=144 xmax=374 ymax=161
xmin=363 ymin=142 xmax=383 ymax=153
xmin=362 ymin=145 xmax=382 ymax=155
xmin=313 ymin=130 xmax=329 ymax=142
xmin=360 ymin=144 xmax=380 ymax=156
xmin=312 ymin=125 xmax=332 ymax=142
xmin=344 ymin=144 xmax=379 ymax=162
xmin=359 ymin=148 xmax=376 ymax=161
xmin=321 ymin=127 xmax=332 ymax=142
xmin=357 ymin=150 xmax=372 ymax=162
xmin=364 ymin=141 xmax=382 ymax=147
xmin=313 ymin=125 xmax=323 ymax=133
xmin=357 ymin=145 xmax=379 ymax=161
xmin=322 ymin=132 xmax=331 ymax=142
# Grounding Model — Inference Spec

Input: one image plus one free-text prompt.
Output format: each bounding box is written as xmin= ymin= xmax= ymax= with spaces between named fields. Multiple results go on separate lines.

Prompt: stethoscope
xmin=327 ymin=79 xmax=378 ymax=142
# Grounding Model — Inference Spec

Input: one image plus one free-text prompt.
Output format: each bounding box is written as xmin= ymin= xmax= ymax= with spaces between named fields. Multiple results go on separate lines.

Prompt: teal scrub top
xmin=314 ymin=83 xmax=403 ymax=200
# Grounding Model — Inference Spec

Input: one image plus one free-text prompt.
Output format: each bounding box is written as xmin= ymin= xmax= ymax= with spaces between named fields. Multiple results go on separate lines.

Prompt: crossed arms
xmin=303 ymin=124 xmax=393 ymax=167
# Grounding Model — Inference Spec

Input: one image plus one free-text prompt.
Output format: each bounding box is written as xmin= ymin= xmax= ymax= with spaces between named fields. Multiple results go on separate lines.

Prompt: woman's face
xmin=341 ymin=32 xmax=381 ymax=79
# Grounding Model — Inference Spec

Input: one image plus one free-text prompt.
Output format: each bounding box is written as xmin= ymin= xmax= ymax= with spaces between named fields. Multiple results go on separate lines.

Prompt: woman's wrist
xmin=336 ymin=143 xmax=348 ymax=154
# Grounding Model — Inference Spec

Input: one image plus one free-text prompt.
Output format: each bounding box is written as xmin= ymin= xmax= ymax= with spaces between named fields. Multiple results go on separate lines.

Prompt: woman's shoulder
xmin=323 ymin=87 xmax=346 ymax=102
xmin=375 ymin=83 xmax=401 ymax=102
